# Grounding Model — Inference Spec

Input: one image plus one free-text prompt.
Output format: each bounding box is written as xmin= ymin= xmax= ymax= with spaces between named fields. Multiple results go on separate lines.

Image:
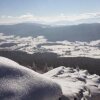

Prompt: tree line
xmin=0 ymin=49 xmax=100 ymax=75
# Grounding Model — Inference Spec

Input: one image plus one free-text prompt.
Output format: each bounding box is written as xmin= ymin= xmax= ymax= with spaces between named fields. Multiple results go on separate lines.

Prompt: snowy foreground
xmin=0 ymin=56 xmax=62 ymax=100
xmin=0 ymin=33 xmax=100 ymax=58
xmin=0 ymin=56 xmax=100 ymax=100
xmin=45 ymin=67 xmax=100 ymax=100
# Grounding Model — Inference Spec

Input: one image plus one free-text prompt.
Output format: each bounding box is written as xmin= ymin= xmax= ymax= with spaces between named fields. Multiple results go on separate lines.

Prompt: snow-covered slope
xmin=45 ymin=66 xmax=100 ymax=100
xmin=0 ymin=56 xmax=100 ymax=100
xmin=0 ymin=56 xmax=62 ymax=100
xmin=0 ymin=33 xmax=100 ymax=58
xmin=0 ymin=33 xmax=47 ymax=53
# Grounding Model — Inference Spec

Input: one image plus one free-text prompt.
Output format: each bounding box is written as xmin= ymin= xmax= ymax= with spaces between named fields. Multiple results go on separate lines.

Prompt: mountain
xmin=0 ymin=56 xmax=100 ymax=100
xmin=0 ymin=23 xmax=100 ymax=41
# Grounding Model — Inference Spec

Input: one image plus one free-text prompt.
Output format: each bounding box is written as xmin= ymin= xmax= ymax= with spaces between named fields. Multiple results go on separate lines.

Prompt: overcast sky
xmin=0 ymin=0 xmax=100 ymax=25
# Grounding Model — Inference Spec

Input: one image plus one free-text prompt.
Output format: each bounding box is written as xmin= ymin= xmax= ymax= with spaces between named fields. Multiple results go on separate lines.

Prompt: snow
xmin=0 ymin=56 xmax=62 ymax=100
xmin=0 ymin=33 xmax=100 ymax=58
xmin=0 ymin=33 xmax=47 ymax=53
xmin=0 ymin=56 xmax=100 ymax=100
xmin=44 ymin=66 xmax=100 ymax=100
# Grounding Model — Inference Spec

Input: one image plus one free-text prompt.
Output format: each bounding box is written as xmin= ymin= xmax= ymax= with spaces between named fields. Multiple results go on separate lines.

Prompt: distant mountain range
xmin=0 ymin=23 xmax=100 ymax=41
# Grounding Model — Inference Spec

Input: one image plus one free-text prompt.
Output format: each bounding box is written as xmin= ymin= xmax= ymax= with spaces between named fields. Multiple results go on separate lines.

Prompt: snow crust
xmin=44 ymin=66 xmax=100 ymax=100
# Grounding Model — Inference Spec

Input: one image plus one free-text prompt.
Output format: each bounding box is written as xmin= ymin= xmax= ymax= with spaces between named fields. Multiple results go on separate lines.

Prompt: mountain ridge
xmin=0 ymin=23 xmax=100 ymax=41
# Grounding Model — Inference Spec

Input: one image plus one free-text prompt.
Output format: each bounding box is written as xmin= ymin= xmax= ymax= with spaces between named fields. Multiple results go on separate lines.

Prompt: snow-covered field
xmin=0 ymin=56 xmax=100 ymax=100
xmin=0 ymin=33 xmax=100 ymax=58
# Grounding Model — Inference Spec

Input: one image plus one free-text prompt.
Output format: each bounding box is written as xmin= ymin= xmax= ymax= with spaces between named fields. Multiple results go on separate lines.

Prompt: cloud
xmin=0 ymin=12 xmax=100 ymax=25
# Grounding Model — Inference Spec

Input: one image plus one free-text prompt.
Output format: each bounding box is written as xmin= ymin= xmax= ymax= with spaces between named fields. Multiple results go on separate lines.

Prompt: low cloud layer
xmin=0 ymin=12 xmax=100 ymax=25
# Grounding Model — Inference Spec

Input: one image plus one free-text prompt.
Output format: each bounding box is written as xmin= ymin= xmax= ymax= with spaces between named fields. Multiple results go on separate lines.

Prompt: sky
xmin=0 ymin=0 xmax=100 ymax=25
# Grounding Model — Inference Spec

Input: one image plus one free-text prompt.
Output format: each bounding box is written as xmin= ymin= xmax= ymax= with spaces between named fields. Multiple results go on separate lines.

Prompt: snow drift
xmin=0 ymin=56 xmax=62 ymax=100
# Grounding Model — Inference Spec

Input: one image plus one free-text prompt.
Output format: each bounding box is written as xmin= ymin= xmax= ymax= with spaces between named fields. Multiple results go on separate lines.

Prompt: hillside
xmin=0 ymin=23 xmax=100 ymax=41
xmin=0 ymin=56 xmax=100 ymax=100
